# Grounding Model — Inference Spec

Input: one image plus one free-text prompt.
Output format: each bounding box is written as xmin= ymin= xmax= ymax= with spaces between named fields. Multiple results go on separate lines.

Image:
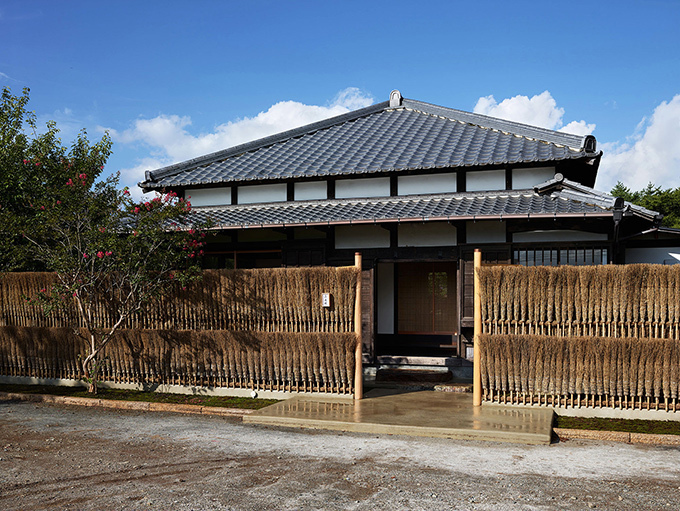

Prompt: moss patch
xmin=0 ymin=384 xmax=279 ymax=410
xmin=554 ymin=415 xmax=680 ymax=436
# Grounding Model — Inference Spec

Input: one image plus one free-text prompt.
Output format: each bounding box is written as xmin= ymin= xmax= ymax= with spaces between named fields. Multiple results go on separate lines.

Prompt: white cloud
xmin=111 ymin=87 xmax=374 ymax=190
xmin=473 ymin=91 xmax=595 ymax=136
xmin=559 ymin=120 xmax=597 ymax=137
xmin=597 ymin=95 xmax=680 ymax=192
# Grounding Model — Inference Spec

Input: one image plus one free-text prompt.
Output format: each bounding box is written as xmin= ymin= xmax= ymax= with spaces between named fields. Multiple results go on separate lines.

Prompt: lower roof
xmin=192 ymin=188 xmax=621 ymax=231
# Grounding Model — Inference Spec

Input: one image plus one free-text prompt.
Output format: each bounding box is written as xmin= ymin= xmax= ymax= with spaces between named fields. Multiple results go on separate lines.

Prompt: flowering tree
xmin=1 ymin=87 xmax=207 ymax=393
xmin=23 ymin=172 xmax=206 ymax=393
xmin=0 ymin=87 xmax=104 ymax=270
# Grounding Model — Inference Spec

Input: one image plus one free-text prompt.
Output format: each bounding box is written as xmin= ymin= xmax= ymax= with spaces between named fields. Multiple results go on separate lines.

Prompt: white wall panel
xmin=625 ymin=247 xmax=680 ymax=265
xmin=335 ymin=225 xmax=390 ymax=249
xmin=294 ymin=181 xmax=327 ymax=201
xmin=238 ymin=183 xmax=287 ymax=204
xmin=466 ymin=169 xmax=506 ymax=191
xmin=466 ymin=221 xmax=506 ymax=244
xmin=335 ymin=177 xmax=390 ymax=199
xmin=512 ymin=167 xmax=555 ymax=189
xmin=398 ymin=222 xmax=457 ymax=247
xmin=185 ymin=187 xmax=231 ymax=207
xmin=398 ymin=173 xmax=457 ymax=195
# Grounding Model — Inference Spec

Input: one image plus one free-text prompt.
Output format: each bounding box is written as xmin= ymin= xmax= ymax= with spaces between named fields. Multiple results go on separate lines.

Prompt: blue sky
xmin=1 ymin=0 xmax=679 ymax=198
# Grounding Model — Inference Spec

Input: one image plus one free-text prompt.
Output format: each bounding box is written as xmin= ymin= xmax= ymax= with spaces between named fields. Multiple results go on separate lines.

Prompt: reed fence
xmin=479 ymin=333 xmax=680 ymax=412
xmin=0 ymin=327 xmax=356 ymax=393
xmin=0 ymin=267 xmax=359 ymax=394
xmin=477 ymin=264 xmax=680 ymax=411
xmin=0 ymin=268 xmax=358 ymax=333
xmin=478 ymin=264 xmax=680 ymax=339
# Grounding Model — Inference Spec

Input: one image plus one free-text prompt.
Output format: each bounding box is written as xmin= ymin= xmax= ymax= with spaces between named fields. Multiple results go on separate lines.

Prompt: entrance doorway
xmin=376 ymin=261 xmax=458 ymax=357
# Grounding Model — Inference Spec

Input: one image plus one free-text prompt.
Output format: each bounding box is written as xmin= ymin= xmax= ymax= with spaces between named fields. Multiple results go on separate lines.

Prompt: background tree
xmin=2 ymin=86 xmax=207 ymax=392
xmin=611 ymin=181 xmax=680 ymax=228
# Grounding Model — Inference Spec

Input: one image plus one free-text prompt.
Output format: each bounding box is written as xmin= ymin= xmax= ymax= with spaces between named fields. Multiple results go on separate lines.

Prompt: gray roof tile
xmin=141 ymin=96 xmax=599 ymax=190
xmin=191 ymin=187 xmax=617 ymax=230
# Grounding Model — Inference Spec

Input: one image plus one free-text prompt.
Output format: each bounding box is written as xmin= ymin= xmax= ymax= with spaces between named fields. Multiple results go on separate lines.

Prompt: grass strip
xmin=0 ymin=384 xmax=278 ymax=410
xmin=554 ymin=414 xmax=680 ymax=436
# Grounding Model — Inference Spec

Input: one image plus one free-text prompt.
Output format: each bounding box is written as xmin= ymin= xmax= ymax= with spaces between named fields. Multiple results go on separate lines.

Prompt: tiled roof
xmin=140 ymin=93 xmax=600 ymax=190
xmin=191 ymin=187 xmax=621 ymax=231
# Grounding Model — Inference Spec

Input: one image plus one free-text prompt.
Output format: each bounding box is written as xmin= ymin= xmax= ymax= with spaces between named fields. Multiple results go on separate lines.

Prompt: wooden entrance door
xmin=397 ymin=261 xmax=458 ymax=336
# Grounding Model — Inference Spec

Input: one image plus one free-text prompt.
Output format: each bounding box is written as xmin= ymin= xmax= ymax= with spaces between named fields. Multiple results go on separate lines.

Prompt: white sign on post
xmin=321 ymin=293 xmax=331 ymax=308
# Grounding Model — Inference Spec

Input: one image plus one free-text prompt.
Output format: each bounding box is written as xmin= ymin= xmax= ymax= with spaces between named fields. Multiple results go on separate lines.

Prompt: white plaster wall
xmin=238 ymin=183 xmax=287 ymax=204
xmin=398 ymin=173 xmax=457 ymax=195
xmin=512 ymin=167 xmax=555 ymax=189
xmin=335 ymin=177 xmax=390 ymax=199
xmin=466 ymin=169 xmax=506 ymax=192
xmin=513 ymin=230 xmax=608 ymax=242
xmin=625 ymin=247 xmax=680 ymax=265
xmin=294 ymin=181 xmax=327 ymax=200
xmin=377 ymin=263 xmax=395 ymax=334
xmin=185 ymin=187 xmax=231 ymax=207
xmin=398 ymin=222 xmax=457 ymax=247
xmin=466 ymin=221 xmax=506 ymax=244
xmin=335 ymin=225 xmax=390 ymax=249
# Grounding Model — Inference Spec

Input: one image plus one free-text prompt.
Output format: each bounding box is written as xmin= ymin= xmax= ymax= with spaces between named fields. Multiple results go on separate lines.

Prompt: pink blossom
xmin=105 ymin=251 xmax=112 ymax=256
xmin=23 ymin=159 xmax=29 ymax=164
xmin=66 ymin=179 xmax=74 ymax=186
xmin=83 ymin=253 xmax=89 ymax=259
xmin=40 ymin=206 xmax=45 ymax=210
xmin=79 ymin=173 xmax=87 ymax=180
xmin=40 ymin=288 xmax=46 ymax=293
xmin=73 ymin=292 xmax=77 ymax=297
xmin=133 ymin=207 xmax=140 ymax=214
xmin=123 ymin=189 xmax=130 ymax=196
xmin=96 ymin=251 xmax=104 ymax=258
xmin=35 ymin=162 xmax=40 ymax=167
xmin=56 ymin=200 xmax=61 ymax=205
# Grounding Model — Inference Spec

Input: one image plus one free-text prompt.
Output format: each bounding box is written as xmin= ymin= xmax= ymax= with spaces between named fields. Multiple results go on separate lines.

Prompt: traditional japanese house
xmin=139 ymin=90 xmax=672 ymax=369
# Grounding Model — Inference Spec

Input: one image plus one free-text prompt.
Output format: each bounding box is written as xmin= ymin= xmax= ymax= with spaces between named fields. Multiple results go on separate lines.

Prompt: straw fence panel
xmin=478 ymin=264 xmax=680 ymax=339
xmin=0 ymin=327 xmax=356 ymax=393
xmin=0 ymin=267 xmax=359 ymax=394
xmin=0 ymin=268 xmax=358 ymax=333
xmin=478 ymin=263 xmax=680 ymax=411
xmin=479 ymin=333 xmax=680 ymax=411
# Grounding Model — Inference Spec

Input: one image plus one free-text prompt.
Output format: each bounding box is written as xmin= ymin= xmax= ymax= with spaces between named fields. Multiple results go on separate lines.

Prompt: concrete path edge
xmin=3 ymin=391 xmax=680 ymax=446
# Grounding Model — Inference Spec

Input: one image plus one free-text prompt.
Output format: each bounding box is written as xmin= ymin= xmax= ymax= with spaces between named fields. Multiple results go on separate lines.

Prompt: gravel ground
xmin=1 ymin=399 xmax=680 ymax=510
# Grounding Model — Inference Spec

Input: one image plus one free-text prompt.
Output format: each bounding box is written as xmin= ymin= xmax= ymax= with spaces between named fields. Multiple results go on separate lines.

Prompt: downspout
xmin=612 ymin=197 xmax=624 ymax=264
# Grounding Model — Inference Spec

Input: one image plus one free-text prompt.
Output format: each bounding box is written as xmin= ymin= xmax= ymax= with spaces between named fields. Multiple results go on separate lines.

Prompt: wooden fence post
xmin=473 ymin=249 xmax=482 ymax=407
xmin=354 ymin=252 xmax=363 ymax=400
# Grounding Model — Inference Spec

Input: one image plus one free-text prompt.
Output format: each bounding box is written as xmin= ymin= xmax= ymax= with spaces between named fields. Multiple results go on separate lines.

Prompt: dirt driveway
xmin=1 ymin=400 xmax=679 ymax=510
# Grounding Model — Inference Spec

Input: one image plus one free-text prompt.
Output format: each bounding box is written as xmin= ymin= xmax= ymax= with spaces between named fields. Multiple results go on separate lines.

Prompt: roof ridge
xmin=143 ymin=100 xmax=391 ymax=184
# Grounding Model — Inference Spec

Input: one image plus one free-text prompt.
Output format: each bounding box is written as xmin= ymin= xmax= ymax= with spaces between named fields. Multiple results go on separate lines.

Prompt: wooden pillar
xmin=354 ymin=252 xmax=363 ymax=400
xmin=473 ymin=249 xmax=482 ymax=407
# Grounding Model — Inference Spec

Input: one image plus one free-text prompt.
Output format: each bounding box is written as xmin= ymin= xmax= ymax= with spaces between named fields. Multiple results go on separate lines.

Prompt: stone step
xmin=434 ymin=383 xmax=473 ymax=393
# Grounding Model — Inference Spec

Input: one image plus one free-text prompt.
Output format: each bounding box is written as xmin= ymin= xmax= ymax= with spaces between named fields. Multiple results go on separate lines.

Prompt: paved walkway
xmin=245 ymin=388 xmax=554 ymax=444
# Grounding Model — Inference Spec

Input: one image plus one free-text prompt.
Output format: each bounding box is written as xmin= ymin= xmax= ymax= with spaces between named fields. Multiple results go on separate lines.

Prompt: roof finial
xmin=389 ymin=90 xmax=402 ymax=107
